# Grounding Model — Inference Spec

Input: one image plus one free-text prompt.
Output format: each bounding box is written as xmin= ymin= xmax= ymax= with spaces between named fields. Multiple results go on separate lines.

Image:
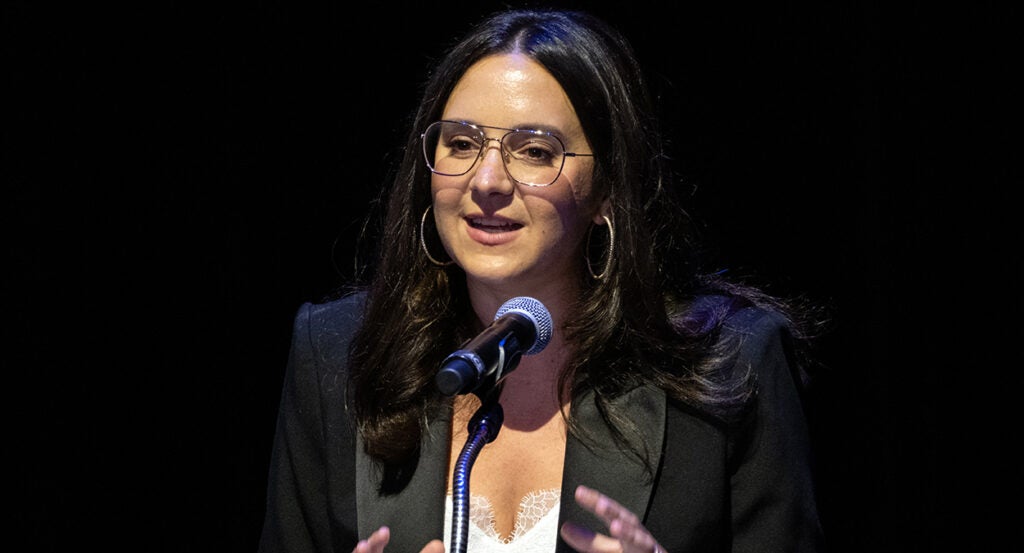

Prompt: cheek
xmin=430 ymin=176 xmax=466 ymax=248
xmin=431 ymin=173 xmax=461 ymax=196
xmin=525 ymin=190 xmax=591 ymax=250
xmin=556 ymin=156 xmax=597 ymax=206
xmin=558 ymin=170 xmax=601 ymax=235
xmin=431 ymin=175 xmax=463 ymax=210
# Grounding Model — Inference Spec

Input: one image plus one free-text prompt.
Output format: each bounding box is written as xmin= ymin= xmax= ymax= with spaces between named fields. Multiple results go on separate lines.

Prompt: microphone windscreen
xmin=494 ymin=296 xmax=553 ymax=355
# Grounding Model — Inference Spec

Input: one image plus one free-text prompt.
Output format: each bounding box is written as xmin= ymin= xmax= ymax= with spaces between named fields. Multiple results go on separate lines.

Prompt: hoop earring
xmin=420 ymin=206 xmax=454 ymax=267
xmin=586 ymin=215 xmax=614 ymax=280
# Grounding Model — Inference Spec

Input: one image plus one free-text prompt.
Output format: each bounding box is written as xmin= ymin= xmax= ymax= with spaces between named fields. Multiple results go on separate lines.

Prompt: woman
xmin=259 ymin=8 xmax=824 ymax=553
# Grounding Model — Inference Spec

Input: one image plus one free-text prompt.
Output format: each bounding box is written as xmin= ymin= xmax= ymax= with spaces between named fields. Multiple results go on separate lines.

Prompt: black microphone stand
xmin=448 ymin=385 xmax=504 ymax=553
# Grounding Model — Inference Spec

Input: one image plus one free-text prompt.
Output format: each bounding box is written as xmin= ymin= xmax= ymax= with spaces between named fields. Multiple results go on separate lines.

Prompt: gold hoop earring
xmin=420 ymin=206 xmax=454 ymax=267
xmin=585 ymin=215 xmax=614 ymax=280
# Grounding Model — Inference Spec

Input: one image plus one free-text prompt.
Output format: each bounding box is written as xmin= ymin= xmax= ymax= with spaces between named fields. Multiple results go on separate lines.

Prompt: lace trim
xmin=469 ymin=488 xmax=560 ymax=543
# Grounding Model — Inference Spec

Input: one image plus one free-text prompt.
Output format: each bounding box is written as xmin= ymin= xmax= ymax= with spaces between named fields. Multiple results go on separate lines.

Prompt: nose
xmin=468 ymin=138 xmax=515 ymax=195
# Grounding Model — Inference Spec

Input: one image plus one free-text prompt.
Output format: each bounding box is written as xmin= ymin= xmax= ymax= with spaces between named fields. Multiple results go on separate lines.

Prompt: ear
xmin=592 ymin=197 xmax=612 ymax=225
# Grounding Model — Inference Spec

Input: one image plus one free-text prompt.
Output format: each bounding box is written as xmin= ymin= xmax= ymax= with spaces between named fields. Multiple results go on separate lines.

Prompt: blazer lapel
xmin=556 ymin=384 xmax=666 ymax=553
xmin=353 ymin=385 xmax=665 ymax=553
xmin=356 ymin=409 xmax=452 ymax=551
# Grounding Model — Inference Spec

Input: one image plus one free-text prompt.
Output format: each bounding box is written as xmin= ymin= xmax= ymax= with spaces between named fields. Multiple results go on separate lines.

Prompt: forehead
xmin=442 ymin=54 xmax=585 ymax=140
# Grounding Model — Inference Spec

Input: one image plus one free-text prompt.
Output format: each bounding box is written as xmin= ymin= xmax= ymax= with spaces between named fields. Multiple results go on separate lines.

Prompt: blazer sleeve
xmin=259 ymin=296 xmax=364 ymax=553
xmin=726 ymin=307 xmax=825 ymax=553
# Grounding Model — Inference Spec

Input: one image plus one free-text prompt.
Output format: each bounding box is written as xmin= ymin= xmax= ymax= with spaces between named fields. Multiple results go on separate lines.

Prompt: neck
xmin=459 ymin=275 xmax=579 ymax=428
xmin=464 ymin=274 xmax=580 ymax=331
xmin=496 ymin=349 xmax=571 ymax=430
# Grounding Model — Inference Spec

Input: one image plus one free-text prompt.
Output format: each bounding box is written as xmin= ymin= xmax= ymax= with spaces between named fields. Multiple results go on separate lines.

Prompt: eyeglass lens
xmin=422 ymin=121 xmax=567 ymax=186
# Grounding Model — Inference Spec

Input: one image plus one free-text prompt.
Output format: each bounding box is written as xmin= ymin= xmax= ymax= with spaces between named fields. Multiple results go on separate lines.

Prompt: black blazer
xmin=259 ymin=293 xmax=823 ymax=553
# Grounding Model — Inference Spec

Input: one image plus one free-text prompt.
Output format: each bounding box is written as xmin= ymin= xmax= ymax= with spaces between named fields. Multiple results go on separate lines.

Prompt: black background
xmin=6 ymin=1 xmax=1014 ymax=552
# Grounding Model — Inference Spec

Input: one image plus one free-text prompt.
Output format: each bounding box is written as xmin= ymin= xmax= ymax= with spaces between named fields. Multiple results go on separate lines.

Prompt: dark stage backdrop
xmin=6 ymin=1 xmax=1013 ymax=552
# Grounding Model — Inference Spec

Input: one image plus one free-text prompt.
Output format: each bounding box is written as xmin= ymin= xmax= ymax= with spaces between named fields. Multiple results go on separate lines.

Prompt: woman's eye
xmin=506 ymin=132 xmax=561 ymax=165
xmin=511 ymin=141 xmax=558 ymax=165
xmin=447 ymin=137 xmax=479 ymax=153
xmin=523 ymin=146 xmax=554 ymax=162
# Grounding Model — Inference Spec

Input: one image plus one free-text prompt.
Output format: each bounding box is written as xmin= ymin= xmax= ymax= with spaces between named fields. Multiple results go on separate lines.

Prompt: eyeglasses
xmin=421 ymin=120 xmax=594 ymax=187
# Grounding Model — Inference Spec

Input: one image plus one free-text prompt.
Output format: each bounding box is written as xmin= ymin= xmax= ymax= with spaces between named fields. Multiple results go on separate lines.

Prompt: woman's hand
xmin=352 ymin=527 xmax=444 ymax=553
xmin=560 ymin=485 xmax=665 ymax=553
xmin=352 ymin=526 xmax=390 ymax=553
xmin=418 ymin=540 xmax=445 ymax=553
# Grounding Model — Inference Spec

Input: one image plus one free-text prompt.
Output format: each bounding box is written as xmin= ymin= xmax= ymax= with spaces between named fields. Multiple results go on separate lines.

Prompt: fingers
xmin=560 ymin=521 xmax=623 ymax=552
xmin=574 ymin=485 xmax=640 ymax=528
xmin=352 ymin=526 xmax=390 ymax=553
xmin=353 ymin=528 xmax=443 ymax=553
xmin=418 ymin=539 xmax=445 ymax=553
xmin=570 ymin=485 xmax=664 ymax=553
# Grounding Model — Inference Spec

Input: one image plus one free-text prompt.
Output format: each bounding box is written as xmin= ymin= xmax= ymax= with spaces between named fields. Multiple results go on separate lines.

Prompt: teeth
xmin=469 ymin=218 xmax=519 ymax=230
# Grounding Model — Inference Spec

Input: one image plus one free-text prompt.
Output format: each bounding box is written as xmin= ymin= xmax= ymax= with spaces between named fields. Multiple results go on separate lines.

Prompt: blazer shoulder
xmin=303 ymin=290 xmax=367 ymax=327
xmin=290 ymin=290 xmax=368 ymax=367
xmin=686 ymin=294 xmax=794 ymax=354
xmin=721 ymin=304 xmax=791 ymax=345
xmin=296 ymin=288 xmax=368 ymax=331
xmin=695 ymin=298 xmax=804 ymax=404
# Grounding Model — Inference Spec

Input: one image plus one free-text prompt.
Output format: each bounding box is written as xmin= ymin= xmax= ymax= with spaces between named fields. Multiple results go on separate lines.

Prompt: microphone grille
xmin=494 ymin=296 xmax=553 ymax=355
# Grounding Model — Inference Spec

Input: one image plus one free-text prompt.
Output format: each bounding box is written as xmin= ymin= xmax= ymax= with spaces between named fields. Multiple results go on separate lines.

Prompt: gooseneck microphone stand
xmin=449 ymin=386 xmax=504 ymax=553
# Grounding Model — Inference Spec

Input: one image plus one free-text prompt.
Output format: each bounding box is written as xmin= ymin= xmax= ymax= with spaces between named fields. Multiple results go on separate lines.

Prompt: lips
xmin=466 ymin=216 xmax=523 ymax=233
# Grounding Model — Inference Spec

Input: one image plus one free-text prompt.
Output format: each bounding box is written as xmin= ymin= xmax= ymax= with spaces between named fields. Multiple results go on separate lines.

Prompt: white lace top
xmin=442 ymin=489 xmax=560 ymax=553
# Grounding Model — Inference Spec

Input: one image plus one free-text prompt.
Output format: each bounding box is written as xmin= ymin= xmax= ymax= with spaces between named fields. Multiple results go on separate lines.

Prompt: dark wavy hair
xmin=344 ymin=8 xmax=818 ymax=479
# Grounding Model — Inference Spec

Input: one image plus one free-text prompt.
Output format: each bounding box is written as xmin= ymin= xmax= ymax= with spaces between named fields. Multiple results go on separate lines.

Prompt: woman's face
xmin=431 ymin=54 xmax=606 ymax=295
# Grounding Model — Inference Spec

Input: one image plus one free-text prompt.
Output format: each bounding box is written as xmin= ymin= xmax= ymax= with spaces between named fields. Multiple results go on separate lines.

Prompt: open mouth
xmin=466 ymin=217 xmax=523 ymax=233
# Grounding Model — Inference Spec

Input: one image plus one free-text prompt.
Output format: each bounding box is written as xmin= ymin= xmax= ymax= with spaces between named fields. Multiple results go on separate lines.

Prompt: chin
xmin=459 ymin=257 xmax=528 ymax=285
xmin=463 ymin=266 xmax=523 ymax=285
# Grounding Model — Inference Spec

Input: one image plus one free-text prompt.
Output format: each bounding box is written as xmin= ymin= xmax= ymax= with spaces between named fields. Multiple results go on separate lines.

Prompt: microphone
xmin=435 ymin=296 xmax=553 ymax=397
